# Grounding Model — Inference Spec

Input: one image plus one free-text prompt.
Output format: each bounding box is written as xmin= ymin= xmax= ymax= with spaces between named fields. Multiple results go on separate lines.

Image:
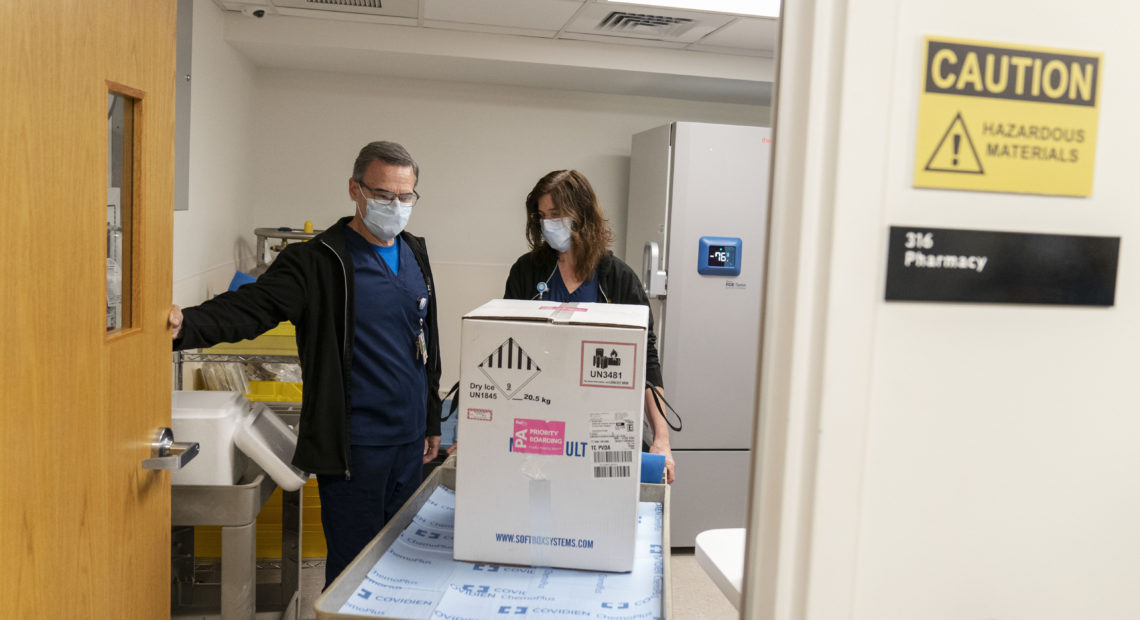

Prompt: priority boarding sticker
xmin=914 ymin=36 xmax=1102 ymax=197
xmin=579 ymin=341 xmax=638 ymax=389
xmin=511 ymin=418 xmax=565 ymax=456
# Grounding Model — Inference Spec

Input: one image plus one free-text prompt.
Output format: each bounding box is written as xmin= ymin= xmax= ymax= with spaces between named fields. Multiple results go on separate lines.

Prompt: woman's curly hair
xmin=524 ymin=170 xmax=613 ymax=282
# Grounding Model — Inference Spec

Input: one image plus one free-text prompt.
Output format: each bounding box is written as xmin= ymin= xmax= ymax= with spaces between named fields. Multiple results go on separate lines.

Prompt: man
xmin=169 ymin=141 xmax=442 ymax=587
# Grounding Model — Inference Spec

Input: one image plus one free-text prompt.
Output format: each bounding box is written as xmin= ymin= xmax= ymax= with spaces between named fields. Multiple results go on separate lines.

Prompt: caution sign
xmin=914 ymin=37 xmax=1102 ymax=196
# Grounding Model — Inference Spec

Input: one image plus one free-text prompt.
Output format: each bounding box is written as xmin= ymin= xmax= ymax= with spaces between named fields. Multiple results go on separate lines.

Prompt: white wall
xmin=750 ymin=0 xmax=1140 ymax=618
xmin=860 ymin=4 xmax=1140 ymax=616
xmin=245 ymin=68 xmax=766 ymax=388
xmin=172 ymin=0 xmax=258 ymax=307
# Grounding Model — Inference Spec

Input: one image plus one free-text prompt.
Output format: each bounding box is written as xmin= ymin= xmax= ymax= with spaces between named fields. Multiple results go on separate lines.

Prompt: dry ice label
xmin=914 ymin=36 xmax=1102 ymax=197
xmin=477 ymin=337 xmax=541 ymax=400
xmin=511 ymin=419 xmax=565 ymax=456
xmin=579 ymin=341 xmax=637 ymax=389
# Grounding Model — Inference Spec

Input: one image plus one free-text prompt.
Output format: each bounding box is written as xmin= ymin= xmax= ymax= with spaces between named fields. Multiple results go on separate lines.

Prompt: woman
xmin=504 ymin=170 xmax=675 ymax=483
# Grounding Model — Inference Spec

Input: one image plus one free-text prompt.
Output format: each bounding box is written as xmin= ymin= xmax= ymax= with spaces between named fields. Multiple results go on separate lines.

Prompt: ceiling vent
xmin=598 ymin=11 xmax=695 ymax=38
xmin=270 ymin=0 xmax=417 ymax=18
xmin=304 ymin=0 xmax=382 ymax=6
xmin=564 ymin=4 xmax=731 ymax=44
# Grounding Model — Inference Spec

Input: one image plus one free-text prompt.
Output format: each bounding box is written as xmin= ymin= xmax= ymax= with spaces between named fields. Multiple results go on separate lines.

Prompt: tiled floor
xmin=294 ymin=549 xmax=738 ymax=619
xmin=667 ymin=549 xmax=739 ymax=620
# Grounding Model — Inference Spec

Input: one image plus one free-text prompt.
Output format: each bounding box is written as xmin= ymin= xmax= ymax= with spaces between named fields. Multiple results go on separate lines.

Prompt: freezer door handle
xmin=142 ymin=427 xmax=200 ymax=470
xmin=642 ymin=241 xmax=668 ymax=297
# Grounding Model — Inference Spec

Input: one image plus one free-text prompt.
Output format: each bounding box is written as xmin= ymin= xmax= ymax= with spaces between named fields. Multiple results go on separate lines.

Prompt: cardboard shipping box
xmin=454 ymin=299 xmax=647 ymax=572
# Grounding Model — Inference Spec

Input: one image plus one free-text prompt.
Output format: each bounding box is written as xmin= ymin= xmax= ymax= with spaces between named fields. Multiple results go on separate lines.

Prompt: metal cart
xmin=313 ymin=457 xmax=673 ymax=619
xmin=171 ymin=463 xmax=303 ymax=620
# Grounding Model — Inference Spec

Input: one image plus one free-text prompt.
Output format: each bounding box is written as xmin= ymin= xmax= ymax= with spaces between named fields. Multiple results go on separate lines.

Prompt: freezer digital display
xmin=697 ymin=236 xmax=742 ymax=276
xmin=707 ymin=245 xmax=735 ymax=268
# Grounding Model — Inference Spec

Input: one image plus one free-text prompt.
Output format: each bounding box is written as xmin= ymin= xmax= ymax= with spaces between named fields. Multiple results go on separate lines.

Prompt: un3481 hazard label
xmin=580 ymin=341 xmax=638 ymax=389
xmin=914 ymin=36 xmax=1102 ymax=197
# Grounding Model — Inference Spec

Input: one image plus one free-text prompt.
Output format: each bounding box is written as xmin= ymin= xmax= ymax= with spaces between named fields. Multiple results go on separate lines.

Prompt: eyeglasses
xmin=358 ymin=180 xmax=419 ymax=206
xmin=532 ymin=209 xmax=564 ymax=220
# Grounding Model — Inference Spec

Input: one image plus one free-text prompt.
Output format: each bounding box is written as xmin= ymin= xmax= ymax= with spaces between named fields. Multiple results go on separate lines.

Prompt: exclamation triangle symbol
xmin=924 ymin=112 xmax=984 ymax=174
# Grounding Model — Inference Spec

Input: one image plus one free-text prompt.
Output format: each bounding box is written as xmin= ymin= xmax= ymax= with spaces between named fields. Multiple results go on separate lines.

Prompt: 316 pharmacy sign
xmin=913 ymin=36 xmax=1103 ymax=197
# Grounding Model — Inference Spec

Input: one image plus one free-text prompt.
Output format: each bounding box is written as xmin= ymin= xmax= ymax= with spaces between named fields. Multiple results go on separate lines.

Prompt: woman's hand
xmin=644 ymin=386 xmax=675 ymax=483
xmin=650 ymin=440 xmax=675 ymax=484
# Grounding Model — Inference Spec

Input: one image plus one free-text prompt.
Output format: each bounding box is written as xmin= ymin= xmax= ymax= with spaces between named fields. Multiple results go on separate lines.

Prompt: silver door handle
xmin=642 ymin=241 xmax=668 ymax=297
xmin=142 ymin=427 xmax=199 ymax=470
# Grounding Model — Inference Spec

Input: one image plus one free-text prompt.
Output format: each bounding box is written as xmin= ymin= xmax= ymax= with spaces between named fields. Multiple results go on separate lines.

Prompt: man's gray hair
xmin=353 ymin=141 xmax=419 ymax=186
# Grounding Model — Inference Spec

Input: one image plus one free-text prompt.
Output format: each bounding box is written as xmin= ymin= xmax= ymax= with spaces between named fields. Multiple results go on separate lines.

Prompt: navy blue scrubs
xmin=318 ymin=228 xmax=429 ymax=588
xmin=544 ymin=267 xmax=599 ymax=303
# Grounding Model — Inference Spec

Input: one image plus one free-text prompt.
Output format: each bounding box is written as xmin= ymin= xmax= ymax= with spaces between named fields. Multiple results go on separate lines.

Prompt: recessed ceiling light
xmin=606 ymin=0 xmax=780 ymax=18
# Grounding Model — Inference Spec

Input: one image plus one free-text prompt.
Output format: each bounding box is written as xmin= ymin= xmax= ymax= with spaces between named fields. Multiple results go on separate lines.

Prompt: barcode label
xmin=593 ymin=465 xmax=631 ymax=478
xmin=593 ymin=450 xmax=633 ymax=464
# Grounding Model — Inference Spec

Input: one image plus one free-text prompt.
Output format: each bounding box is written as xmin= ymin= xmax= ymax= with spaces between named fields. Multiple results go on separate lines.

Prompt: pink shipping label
xmin=512 ymin=419 xmax=566 ymax=455
xmin=538 ymin=305 xmax=587 ymax=312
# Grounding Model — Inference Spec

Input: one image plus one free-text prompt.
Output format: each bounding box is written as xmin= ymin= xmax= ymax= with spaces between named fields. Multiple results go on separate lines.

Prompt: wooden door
xmin=0 ymin=1 xmax=176 ymax=617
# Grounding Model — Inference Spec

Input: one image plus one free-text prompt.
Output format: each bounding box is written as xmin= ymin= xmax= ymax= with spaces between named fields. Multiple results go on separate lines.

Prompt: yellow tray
xmin=202 ymin=321 xmax=297 ymax=355
xmin=246 ymin=380 xmax=302 ymax=403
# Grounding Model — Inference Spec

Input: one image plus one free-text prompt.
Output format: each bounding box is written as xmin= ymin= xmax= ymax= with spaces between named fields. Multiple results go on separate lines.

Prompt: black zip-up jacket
xmin=174 ymin=216 xmax=442 ymax=477
xmin=503 ymin=248 xmax=663 ymax=388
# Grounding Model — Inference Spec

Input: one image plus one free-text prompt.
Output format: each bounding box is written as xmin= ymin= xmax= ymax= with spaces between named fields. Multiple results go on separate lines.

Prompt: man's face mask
xmin=358 ymin=187 xmax=413 ymax=241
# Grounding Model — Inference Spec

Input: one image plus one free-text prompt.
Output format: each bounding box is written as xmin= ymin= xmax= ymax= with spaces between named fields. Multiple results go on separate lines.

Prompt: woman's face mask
xmin=541 ymin=217 xmax=574 ymax=252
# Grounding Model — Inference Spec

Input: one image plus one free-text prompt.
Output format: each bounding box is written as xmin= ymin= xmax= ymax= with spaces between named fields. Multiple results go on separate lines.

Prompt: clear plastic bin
xmin=171 ymin=390 xmax=248 ymax=486
xmin=233 ymin=401 xmax=308 ymax=492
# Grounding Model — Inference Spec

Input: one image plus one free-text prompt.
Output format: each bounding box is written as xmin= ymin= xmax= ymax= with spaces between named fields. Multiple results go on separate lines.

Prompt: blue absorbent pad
xmin=339 ymin=486 xmax=664 ymax=619
xmin=227 ymin=270 xmax=257 ymax=291
xmin=338 ymin=580 xmax=443 ymax=618
xmin=640 ymin=452 xmax=666 ymax=484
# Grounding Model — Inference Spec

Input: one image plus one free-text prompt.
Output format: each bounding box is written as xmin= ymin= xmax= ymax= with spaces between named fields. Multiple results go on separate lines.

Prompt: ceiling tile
xmin=424 ymin=0 xmax=585 ymax=31
xmin=698 ymin=17 xmax=778 ymax=51
xmin=274 ymin=0 xmax=420 ymax=19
